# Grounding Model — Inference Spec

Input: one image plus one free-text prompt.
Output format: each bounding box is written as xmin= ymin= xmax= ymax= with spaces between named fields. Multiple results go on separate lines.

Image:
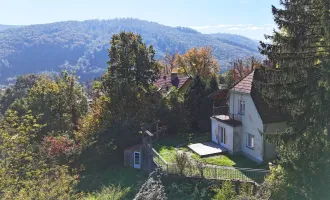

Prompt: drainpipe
xmin=262 ymin=124 xmax=266 ymax=162
xmin=232 ymin=92 xmax=235 ymax=119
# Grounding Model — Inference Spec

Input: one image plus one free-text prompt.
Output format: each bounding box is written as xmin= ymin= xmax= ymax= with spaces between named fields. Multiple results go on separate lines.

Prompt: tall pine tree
xmin=259 ymin=0 xmax=330 ymax=199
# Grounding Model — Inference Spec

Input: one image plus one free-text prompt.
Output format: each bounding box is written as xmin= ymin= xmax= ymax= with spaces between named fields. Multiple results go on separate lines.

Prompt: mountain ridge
xmin=0 ymin=24 xmax=22 ymax=32
xmin=0 ymin=18 xmax=262 ymax=83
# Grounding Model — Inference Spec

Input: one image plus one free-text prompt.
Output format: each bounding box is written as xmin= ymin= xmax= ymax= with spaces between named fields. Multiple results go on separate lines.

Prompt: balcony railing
xmin=230 ymin=113 xmax=242 ymax=121
xmin=213 ymin=106 xmax=242 ymax=121
xmin=213 ymin=106 xmax=228 ymax=116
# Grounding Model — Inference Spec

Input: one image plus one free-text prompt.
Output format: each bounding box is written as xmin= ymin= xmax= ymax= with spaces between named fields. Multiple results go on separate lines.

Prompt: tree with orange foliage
xmin=176 ymin=47 xmax=220 ymax=78
xmin=231 ymin=56 xmax=261 ymax=82
xmin=223 ymin=57 xmax=261 ymax=89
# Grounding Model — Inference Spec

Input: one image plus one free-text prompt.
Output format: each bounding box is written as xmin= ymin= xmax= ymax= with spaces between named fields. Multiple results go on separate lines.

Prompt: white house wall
xmin=211 ymin=118 xmax=234 ymax=154
xmin=229 ymin=92 xmax=264 ymax=163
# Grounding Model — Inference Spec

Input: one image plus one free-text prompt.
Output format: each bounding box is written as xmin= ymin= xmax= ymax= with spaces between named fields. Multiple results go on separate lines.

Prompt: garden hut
xmin=124 ymin=144 xmax=143 ymax=169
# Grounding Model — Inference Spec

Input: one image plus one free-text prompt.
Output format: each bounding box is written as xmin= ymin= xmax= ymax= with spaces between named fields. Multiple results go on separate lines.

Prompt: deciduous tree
xmin=28 ymin=71 xmax=88 ymax=139
xmin=0 ymin=110 xmax=80 ymax=199
xmin=176 ymin=47 xmax=220 ymax=78
xmin=104 ymin=31 xmax=160 ymax=89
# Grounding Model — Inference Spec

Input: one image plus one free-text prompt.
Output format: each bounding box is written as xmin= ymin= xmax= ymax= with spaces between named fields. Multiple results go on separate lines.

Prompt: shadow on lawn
xmin=226 ymin=155 xmax=269 ymax=183
xmin=238 ymin=168 xmax=270 ymax=183
xmin=226 ymin=154 xmax=269 ymax=169
xmin=77 ymin=165 xmax=148 ymax=199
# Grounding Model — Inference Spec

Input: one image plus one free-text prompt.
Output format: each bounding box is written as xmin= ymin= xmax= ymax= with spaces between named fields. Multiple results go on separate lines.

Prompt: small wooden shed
xmin=124 ymin=144 xmax=143 ymax=169
xmin=124 ymin=123 xmax=162 ymax=171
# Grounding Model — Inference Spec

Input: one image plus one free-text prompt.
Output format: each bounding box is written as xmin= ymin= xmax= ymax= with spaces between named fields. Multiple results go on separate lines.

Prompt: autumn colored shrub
xmin=42 ymin=135 xmax=79 ymax=164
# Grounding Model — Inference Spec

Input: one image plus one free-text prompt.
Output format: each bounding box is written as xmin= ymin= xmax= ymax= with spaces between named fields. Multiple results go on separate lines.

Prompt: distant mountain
xmin=0 ymin=24 xmax=20 ymax=32
xmin=209 ymin=33 xmax=261 ymax=53
xmin=0 ymin=19 xmax=262 ymax=83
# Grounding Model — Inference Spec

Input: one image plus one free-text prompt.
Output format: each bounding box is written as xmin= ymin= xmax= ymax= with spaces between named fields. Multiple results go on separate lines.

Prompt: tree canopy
xmin=176 ymin=47 xmax=220 ymax=78
xmin=259 ymin=0 xmax=330 ymax=199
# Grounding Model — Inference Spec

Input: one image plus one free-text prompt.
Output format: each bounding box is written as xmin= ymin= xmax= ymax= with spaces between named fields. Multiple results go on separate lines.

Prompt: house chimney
xmin=171 ymin=72 xmax=177 ymax=82
xmin=171 ymin=68 xmax=179 ymax=88
xmin=171 ymin=68 xmax=178 ymax=81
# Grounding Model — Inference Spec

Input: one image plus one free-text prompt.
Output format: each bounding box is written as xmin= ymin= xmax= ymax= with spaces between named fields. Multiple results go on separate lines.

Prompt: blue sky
xmin=0 ymin=0 xmax=280 ymax=40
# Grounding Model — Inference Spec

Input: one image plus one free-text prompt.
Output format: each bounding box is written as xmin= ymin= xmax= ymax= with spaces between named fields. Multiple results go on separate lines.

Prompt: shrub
xmin=175 ymin=152 xmax=190 ymax=175
xmin=41 ymin=135 xmax=80 ymax=164
xmin=212 ymin=181 xmax=237 ymax=200
xmin=196 ymin=160 xmax=206 ymax=178
xmin=84 ymin=185 xmax=129 ymax=200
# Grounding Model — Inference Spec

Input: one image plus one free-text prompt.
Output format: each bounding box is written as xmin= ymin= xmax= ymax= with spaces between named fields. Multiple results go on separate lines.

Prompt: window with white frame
xmin=238 ymin=99 xmax=245 ymax=115
xmin=247 ymin=133 xmax=254 ymax=149
xmin=220 ymin=126 xmax=226 ymax=144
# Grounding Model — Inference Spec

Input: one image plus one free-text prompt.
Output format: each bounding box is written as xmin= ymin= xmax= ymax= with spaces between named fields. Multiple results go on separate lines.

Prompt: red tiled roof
xmin=208 ymin=89 xmax=229 ymax=100
xmin=231 ymin=71 xmax=254 ymax=93
xmin=211 ymin=70 xmax=289 ymax=124
xmin=154 ymin=74 xmax=190 ymax=92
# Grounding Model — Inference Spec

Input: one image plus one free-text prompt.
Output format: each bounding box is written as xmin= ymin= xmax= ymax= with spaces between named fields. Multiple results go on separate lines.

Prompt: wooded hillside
xmin=0 ymin=19 xmax=262 ymax=84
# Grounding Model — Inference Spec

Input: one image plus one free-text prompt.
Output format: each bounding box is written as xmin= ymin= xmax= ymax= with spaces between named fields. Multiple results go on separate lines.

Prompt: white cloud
xmin=227 ymin=27 xmax=245 ymax=30
xmin=191 ymin=24 xmax=274 ymax=31
xmin=216 ymin=24 xmax=235 ymax=28
xmin=189 ymin=23 xmax=277 ymax=40
xmin=249 ymin=26 xmax=263 ymax=30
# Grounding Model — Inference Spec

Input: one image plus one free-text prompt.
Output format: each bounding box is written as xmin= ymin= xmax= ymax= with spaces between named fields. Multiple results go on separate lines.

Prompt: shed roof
xmin=124 ymin=144 xmax=142 ymax=151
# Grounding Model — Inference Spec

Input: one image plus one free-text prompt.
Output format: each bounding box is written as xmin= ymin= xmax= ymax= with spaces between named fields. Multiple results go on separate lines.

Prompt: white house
xmin=211 ymin=70 xmax=288 ymax=163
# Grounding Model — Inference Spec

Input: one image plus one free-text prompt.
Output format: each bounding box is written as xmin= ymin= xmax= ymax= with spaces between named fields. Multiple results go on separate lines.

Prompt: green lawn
xmin=78 ymin=165 xmax=148 ymax=200
xmin=153 ymin=133 xmax=269 ymax=183
xmin=153 ymin=133 xmax=266 ymax=169
xmin=155 ymin=145 xmax=177 ymax=163
xmin=152 ymin=132 xmax=210 ymax=163
xmin=191 ymin=153 xmax=268 ymax=169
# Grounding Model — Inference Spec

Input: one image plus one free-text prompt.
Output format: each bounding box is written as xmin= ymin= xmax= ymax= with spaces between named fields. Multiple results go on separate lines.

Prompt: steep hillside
xmin=0 ymin=19 xmax=262 ymax=83
xmin=209 ymin=33 xmax=261 ymax=53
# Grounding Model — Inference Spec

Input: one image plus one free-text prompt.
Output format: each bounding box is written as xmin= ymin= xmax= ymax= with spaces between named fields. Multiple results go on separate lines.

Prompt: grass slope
xmin=78 ymin=165 xmax=148 ymax=200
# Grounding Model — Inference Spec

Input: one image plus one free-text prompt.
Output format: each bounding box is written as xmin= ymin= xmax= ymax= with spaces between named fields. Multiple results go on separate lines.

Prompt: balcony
xmin=213 ymin=106 xmax=228 ymax=116
xmin=213 ymin=106 xmax=242 ymax=121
